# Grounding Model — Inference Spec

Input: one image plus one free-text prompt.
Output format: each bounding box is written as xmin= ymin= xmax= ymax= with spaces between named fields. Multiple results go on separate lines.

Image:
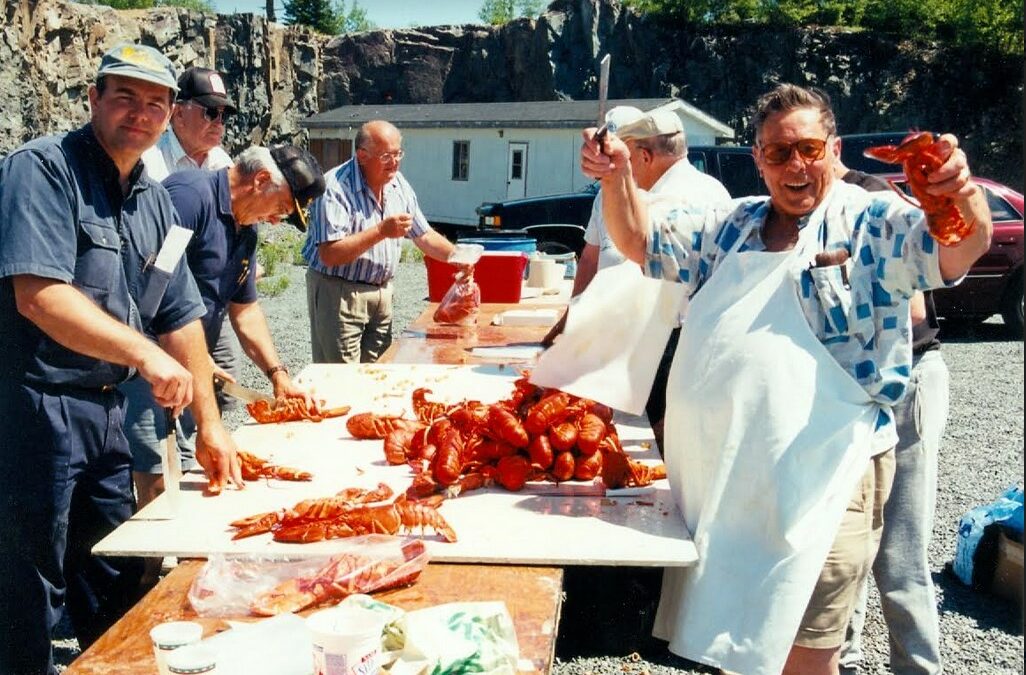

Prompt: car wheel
xmin=1000 ymin=273 xmax=1024 ymax=339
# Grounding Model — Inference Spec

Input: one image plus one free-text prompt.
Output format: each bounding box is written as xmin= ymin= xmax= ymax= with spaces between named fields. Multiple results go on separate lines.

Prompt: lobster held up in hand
xmin=862 ymin=131 xmax=975 ymax=246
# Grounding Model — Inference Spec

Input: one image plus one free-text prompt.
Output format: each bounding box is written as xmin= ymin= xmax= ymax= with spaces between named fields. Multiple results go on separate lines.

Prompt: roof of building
xmin=302 ymin=98 xmax=735 ymax=137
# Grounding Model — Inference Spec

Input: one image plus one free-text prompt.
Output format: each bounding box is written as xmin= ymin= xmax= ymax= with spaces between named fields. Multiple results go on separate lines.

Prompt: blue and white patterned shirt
xmin=302 ymin=158 xmax=430 ymax=285
xmin=645 ymin=180 xmax=956 ymax=411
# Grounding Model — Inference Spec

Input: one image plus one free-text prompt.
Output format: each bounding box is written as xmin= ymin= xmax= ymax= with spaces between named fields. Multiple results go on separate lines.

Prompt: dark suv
xmin=474 ymin=145 xmax=763 ymax=255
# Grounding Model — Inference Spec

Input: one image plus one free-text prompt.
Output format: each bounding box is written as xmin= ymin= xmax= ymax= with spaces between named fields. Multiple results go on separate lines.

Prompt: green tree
xmin=83 ymin=0 xmax=214 ymax=10
xmin=478 ymin=0 xmax=545 ymax=25
xmin=284 ymin=0 xmax=374 ymax=34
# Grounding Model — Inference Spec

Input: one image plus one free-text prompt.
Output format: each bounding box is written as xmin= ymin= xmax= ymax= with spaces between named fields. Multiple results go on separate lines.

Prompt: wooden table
xmin=67 ymin=561 xmax=563 ymax=674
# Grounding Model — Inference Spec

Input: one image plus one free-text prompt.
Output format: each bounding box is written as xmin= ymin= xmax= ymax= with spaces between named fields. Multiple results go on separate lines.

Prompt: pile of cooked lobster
xmin=229 ymin=482 xmax=456 ymax=544
xmin=346 ymin=377 xmax=666 ymax=497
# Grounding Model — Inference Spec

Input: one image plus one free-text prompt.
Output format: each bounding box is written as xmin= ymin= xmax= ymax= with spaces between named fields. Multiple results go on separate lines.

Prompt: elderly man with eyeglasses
xmin=580 ymin=83 xmax=992 ymax=675
xmin=303 ymin=120 xmax=455 ymax=363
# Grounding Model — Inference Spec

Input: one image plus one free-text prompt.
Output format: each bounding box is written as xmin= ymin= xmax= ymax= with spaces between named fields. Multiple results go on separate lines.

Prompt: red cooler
xmin=425 ymin=252 xmax=528 ymax=303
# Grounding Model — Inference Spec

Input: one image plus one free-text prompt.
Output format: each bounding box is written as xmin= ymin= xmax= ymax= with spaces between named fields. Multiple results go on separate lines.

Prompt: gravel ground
xmin=56 ymin=260 xmax=1024 ymax=673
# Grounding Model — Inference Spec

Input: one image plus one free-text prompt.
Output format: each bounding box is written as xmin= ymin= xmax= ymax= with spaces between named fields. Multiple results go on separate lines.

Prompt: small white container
xmin=527 ymin=258 xmax=563 ymax=288
xmin=167 ymin=644 xmax=218 ymax=674
xmin=150 ymin=621 xmax=203 ymax=675
xmin=307 ymin=606 xmax=382 ymax=675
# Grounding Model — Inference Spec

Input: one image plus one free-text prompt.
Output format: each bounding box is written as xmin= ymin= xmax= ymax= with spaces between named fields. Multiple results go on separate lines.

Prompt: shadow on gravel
xmin=937 ymin=319 xmax=1021 ymax=343
xmin=936 ymin=569 xmax=1025 ymax=635
xmin=556 ymin=566 xmax=717 ymax=671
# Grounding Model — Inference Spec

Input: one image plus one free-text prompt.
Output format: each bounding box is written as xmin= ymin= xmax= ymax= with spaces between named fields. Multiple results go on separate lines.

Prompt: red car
xmin=885 ymin=175 xmax=1023 ymax=337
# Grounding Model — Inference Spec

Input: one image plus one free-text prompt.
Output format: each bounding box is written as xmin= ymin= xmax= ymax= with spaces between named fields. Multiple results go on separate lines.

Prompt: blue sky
xmin=210 ymin=0 xmax=487 ymax=28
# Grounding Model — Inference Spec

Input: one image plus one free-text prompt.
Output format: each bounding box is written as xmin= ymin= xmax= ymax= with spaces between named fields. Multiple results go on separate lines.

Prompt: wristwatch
xmin=265 ymin=364 xmax=289 ymax=379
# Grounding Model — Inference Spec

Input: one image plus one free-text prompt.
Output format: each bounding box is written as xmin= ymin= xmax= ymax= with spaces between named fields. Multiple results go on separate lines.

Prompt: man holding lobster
xmin=580 ymin=83 xmax=991 ymax=675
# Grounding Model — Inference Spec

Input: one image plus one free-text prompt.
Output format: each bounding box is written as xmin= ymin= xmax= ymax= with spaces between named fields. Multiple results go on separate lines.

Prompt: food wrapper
xmin=187 ymin=535 xmax=429 ymax=617
xmin=371 ymin=599 xmax=518 ymax=675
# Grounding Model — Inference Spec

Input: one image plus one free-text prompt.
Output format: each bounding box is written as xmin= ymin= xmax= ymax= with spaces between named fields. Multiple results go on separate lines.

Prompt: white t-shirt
xmin=583 ymin=158 xmax=732 ymax=271
xmin=141 ymin=128 xmax=233 ymax=182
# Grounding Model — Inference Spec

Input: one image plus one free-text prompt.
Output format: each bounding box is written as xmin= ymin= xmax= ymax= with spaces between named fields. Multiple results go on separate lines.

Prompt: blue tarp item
xmin=952 ymin=486 xmax=1024 ymax=587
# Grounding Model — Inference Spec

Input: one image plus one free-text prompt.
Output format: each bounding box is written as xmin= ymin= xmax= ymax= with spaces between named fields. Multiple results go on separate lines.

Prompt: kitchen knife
xmin=161 ymin=407 xmax=182 ymax=518
xmin=213 ymin=375 xmax=275 ymax=405
xmin=593 ymin=54 xmax=611 ymax=143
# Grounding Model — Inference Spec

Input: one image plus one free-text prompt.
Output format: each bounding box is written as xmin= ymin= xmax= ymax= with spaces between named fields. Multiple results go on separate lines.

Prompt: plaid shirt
xmin=302 ymin=158 xmax=429 ymax=285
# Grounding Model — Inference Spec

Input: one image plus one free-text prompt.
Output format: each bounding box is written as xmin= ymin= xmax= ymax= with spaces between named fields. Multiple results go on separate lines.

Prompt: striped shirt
xmin=302 ymin=158 xmax=430 ymax=285
xmin=644 ymin=180 xmax=958 ymax=443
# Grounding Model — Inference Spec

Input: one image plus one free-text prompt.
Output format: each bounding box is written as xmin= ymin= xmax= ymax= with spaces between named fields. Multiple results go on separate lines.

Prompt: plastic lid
xmin=149 ymin=621 xmax=203 ymax=649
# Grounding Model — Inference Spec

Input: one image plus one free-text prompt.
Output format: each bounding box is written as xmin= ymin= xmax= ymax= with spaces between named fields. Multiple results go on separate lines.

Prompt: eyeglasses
xmin=760 ymin=138 xmax=829 ymax=165
xmin=183 ymin=102 xmax=232 ymax=123
xmin=361 ymin=148 xmax=404 ymax=163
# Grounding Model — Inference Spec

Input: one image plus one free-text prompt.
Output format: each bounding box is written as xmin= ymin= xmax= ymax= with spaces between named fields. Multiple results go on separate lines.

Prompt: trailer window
xmin=452 ymin=141 xmax=470 ymax=181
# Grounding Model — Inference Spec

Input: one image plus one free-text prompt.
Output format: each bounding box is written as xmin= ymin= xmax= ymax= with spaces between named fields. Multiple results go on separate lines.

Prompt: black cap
xmin=176 ymin=67 xmax=236 ymax=112
xmin=270 ymin=145 xmax=326 ymax=231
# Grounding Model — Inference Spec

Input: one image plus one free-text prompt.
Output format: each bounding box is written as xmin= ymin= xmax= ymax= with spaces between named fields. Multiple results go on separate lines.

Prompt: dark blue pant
xmin=0 ymin=382 xmax=143 ymax=675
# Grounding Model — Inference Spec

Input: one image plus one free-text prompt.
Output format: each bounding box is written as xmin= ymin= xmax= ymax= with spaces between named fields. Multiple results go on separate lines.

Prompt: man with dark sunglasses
xmin=581 ymin=83 xmax=991 ymax=675
xmin=142 ymin=66 xmax=235 ymax=182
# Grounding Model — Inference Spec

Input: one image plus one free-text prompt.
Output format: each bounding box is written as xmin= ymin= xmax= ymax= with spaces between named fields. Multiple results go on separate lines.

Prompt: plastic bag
xmin=187 ymin=535 xmax=429 ymax=617
xmin=388 ymin=601 xmax=519 ymax=675
xmin=434 ymin=245 xmax=484 ymax=325
xmin=952 ymin=486 xmax=1024 ymax=586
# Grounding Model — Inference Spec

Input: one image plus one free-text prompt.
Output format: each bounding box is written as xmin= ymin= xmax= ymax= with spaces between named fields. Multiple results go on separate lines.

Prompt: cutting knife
xmin=593 ymin=54 xmax=611 ymax=143
xmin=160 ymin=408 xmax=182 ymax=519
xmin=213 ymin=375 xmax=275 ymax=405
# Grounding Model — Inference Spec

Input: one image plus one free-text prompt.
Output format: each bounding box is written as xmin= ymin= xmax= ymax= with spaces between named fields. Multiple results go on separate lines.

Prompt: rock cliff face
xmin=1 ymin=0 xmax=1021 ymax=184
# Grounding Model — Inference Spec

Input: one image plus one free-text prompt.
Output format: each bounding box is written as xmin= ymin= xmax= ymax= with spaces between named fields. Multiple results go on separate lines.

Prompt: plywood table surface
xmin=94 ymin=364 xmax=696 ymax=567
xmin=67 ymin=560 xmax=563 ymax=674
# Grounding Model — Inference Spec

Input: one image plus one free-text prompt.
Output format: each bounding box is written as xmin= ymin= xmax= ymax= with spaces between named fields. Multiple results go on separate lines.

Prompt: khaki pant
xmin=794 ymin=449 xmax=896 ymax=648
xmin=306 ymin=268 xmax=393 ymax=363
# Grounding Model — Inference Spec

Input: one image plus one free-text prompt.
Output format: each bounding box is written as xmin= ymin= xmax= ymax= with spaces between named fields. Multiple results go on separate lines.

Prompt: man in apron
xmin=580 ymin=84 xmax=992 ymax=675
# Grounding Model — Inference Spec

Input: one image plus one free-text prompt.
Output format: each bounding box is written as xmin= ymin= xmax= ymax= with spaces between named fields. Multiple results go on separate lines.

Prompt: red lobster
xmin=238 ymin=450 xmax=312 ymax=482
xmin=863 ymin=131 xmax=974 ymax=246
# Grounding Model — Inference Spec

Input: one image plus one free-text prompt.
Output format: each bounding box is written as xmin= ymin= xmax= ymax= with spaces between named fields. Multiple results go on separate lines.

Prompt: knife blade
xmin=213 ymin=375 xmax=275 ymax=404
xmin=593 ymin=53 xmax=611 ymax=143
xmin=160 ymin=407 xmax=182 ymax=519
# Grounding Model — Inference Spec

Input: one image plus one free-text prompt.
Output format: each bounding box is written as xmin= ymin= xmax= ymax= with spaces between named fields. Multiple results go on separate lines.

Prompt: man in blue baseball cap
xmin=0 ymin=43 xmax=242 ymax=675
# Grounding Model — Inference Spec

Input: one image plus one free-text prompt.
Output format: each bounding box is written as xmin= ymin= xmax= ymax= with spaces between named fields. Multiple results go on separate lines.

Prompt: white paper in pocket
xmin=529 ymin=262 xmax=686 ymax=415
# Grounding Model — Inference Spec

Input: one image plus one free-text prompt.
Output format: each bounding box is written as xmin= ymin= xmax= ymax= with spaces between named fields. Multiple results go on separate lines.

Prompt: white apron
xmin=653 ymin=218 xmax=880 ymax=675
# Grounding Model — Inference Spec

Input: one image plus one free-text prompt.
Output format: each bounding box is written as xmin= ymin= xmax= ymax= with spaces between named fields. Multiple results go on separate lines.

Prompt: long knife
xmin=213 ymin=375 xmax=275 ymax=405
xmin=161 ymin=408 xmax=182 ymax=518
xmin=593 ymin=54 xmax=611 ymax=143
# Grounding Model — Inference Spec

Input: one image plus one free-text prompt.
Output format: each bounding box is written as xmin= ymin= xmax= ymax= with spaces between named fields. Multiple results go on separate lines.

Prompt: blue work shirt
xmin=0 ymin=125 xmax=205 ymax=389
xmin=302 ymin=158 xmax=430 ymax=285
xmin=163 ymin=169 xmax=258 ymax=351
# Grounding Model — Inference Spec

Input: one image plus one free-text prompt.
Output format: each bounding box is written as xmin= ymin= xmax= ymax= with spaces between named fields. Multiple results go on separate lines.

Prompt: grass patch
xmin=257 ymin=274 xmax=291 ymax=297
xmin=258 ymin=227 xmax=305 ymax=277
xmin=400 ymin=241 xmax=424 ymax=263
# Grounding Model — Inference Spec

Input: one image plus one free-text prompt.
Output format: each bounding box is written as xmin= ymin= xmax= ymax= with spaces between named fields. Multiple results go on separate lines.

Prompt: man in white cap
xmin=571 ymin=107 xmax=731 ymax=447
xmin=0 ymin=44 xmax=242 ymax=674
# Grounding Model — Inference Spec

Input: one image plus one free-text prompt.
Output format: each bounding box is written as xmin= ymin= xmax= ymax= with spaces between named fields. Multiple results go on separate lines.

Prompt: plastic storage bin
xmin=426 ymin=252 xmax=528 ymax=303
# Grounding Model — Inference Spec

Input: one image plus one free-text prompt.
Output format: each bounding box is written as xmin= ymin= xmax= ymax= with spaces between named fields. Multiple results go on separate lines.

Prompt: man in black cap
xmin=0 ymin=43 xmax=242 ymax=675
xmin=123 ymin=145 xmax=328 ymax=514
xmin=142 ymin=66 xmax=236 ymax=181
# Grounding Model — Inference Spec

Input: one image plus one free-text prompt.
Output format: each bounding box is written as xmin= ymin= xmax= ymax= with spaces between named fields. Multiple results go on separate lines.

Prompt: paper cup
xmin=166 ymin=644 xmax=217 ymax=674
xmin=307 ymin=606 xmax=382 ymax=675
xmin=150 ymin=621 xmax=203 ymax=675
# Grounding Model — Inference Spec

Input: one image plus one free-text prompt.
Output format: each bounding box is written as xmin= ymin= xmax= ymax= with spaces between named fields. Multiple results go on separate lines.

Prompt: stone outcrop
xmin=1 ymin=0 xmax=1021 ymax=185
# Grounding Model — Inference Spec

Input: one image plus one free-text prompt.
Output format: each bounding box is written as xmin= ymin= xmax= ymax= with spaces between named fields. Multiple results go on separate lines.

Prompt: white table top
xmin=94 ymin=364 xmax=696 ymax=567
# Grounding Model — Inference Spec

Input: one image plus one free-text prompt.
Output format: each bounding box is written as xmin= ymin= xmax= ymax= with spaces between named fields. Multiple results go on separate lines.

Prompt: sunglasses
xmin=183 ymin=102 xmax=232 ymax=123
xmin=760 ymin=138 xmax=829 ymax=165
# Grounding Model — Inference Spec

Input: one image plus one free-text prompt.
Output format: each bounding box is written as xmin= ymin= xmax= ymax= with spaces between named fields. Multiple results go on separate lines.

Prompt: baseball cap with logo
xmin=604 ymin=106 xmax=644 ymax=135
xmin=269 ymin=145 xmax=327 ymax=231
xmin=96 ymin=43 xmax=178 ymax=93
xmin=616 ymin=109 xmax=683 ymax=141
xmin=177 ymin=67 xmax=236 ymax=112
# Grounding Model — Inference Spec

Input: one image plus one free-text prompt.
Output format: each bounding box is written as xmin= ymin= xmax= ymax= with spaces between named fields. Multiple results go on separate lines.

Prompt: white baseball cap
xmin=616 ymin=109 xmax=684 ymax=141
xmin=604 ymin=106 xmax=644 ymax=135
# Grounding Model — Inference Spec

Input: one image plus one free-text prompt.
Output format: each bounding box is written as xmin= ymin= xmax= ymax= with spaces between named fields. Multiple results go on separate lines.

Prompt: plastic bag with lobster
xmin=433 ymin=244 xmax=484 ymax=325
xmin=187 ymin=535 xmax=429 ymax=617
